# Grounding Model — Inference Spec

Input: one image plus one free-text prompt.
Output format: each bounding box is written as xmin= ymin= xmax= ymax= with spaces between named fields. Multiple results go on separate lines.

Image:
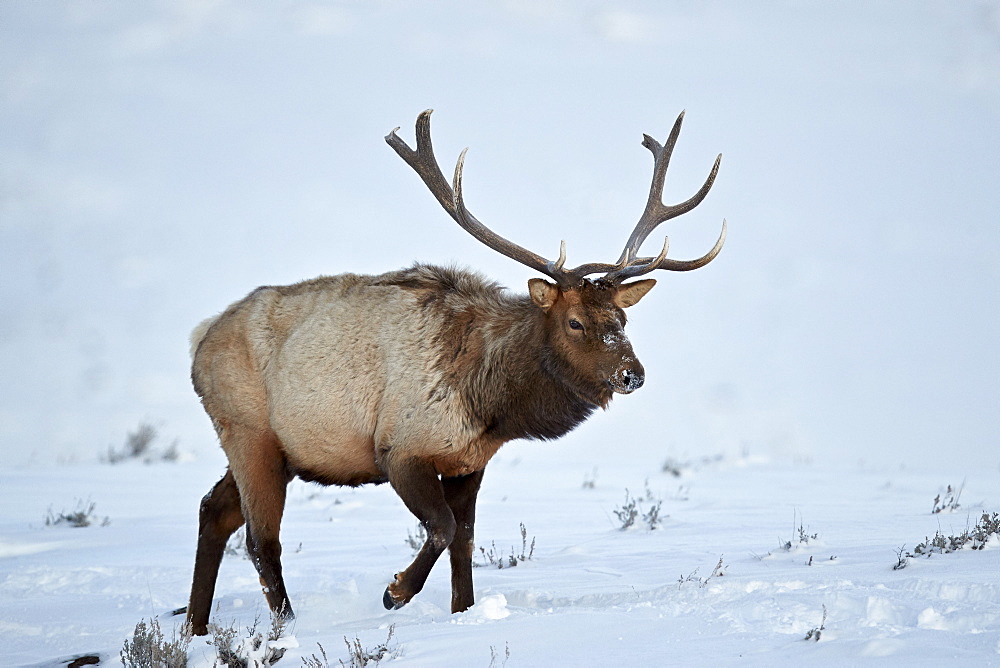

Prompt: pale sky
xmin=2 ymin=1 xmax=998 ymax=472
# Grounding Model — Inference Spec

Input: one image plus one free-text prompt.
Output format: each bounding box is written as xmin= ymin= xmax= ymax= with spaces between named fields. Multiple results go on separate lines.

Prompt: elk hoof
xmin=383 ymin=585 xmax=406 ymax=610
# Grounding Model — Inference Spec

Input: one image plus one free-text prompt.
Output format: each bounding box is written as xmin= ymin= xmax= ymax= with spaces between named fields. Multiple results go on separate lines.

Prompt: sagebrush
xmin=677 ymin=556 xmax=727 ymax=589
xmin=778 ymin=513 xmax=817 ymax=551
xmin=894 ymin=511 xmax=1000 ymax=569
xmin=209 ymin=612 xmax=289 ymax=667
xmin=404 ymin=522 xmax=427 ymax=556
xmin=104 ymin=421 xmax=180 ymax=464
xmin=475 ymin=523 xmax=535 ymax=569
xmin=45 ymin=499 xmax=108 ymax=528
xmin=931 ymin=483 xmax=963 ymax=514
xmin=613 ymin=483 xmax=664 ymax=530
xmin=804 ymin=604 xmax=827 ymax=641
xmin=339 ymin=625 xmax=398 ymax=667
xmin=120 ymin=617 xmax=191 ymax=668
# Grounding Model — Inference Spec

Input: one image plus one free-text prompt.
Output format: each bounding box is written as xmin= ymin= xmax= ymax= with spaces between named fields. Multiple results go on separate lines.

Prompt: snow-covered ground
xmin=2 ymin=445 xmax=998 ymax=665
xmin=3 ymin=1 xmax=999 ymax=473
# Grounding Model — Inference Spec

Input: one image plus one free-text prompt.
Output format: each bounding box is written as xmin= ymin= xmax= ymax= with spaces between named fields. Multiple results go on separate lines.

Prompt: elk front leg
xmin=383 ymin=457 xmax=456 ymax=610
xmin=443 ymin=470 xmax=484 ymax=613
xmin=187 ymin=469 xmax=245 ymax=636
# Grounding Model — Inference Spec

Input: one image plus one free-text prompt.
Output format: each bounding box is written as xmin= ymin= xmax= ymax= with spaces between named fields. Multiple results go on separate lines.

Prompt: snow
xmin=2 ymin=1 xmax=999 ymax=665
xmin=2 ymin=450 xmax=998 ymax=665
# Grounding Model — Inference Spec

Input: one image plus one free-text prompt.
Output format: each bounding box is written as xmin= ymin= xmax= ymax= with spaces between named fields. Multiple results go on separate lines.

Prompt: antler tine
xmin=607 ymin=219 xmax=726 ymax=281
xmin=385 ymin=110 xmax=451 ymax=213
xmin=547 ymin=240 xmax=567 ymax=274
xmin=612 ymin=111 xmax=684 ymax=266
xmin=600 ymin=111 xmax=724 ymax=282
xmin=387 ymin=110 xmax=574 ymax=286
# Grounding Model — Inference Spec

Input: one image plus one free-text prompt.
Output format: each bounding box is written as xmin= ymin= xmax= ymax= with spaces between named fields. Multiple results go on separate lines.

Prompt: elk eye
xmin=568 ymin=319 xmax=584 ymax=330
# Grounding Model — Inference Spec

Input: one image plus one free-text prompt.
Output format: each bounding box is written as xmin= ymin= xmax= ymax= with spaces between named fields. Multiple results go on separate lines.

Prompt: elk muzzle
xmin=610 ymin=359 xmax=645 ymax=394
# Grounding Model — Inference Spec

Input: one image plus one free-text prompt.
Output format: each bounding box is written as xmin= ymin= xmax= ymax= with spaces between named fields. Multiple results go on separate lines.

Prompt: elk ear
xmin=528 ymin=278 xmax=560 ymax=310
xmin=614 ymin=279 xmax=657 ymax=308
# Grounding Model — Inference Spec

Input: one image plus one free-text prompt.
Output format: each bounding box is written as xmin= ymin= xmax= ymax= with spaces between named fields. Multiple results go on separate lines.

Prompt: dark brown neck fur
xmin=465 ymin=299 xmax=604 ymax=442
xmin=384 ymin=264 xmax=608 ymax=444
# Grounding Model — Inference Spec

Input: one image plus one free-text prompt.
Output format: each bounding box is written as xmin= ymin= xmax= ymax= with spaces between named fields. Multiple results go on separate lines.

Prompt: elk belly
xmin=282 ymin=433 xmax=384 ymax=487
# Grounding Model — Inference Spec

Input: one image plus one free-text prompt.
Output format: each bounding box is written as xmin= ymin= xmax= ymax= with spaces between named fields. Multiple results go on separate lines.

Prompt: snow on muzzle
xmin=610 ymin=360 xmax=645 ymax=394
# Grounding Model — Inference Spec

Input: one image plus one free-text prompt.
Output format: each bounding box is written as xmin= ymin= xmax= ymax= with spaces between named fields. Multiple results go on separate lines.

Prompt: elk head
xmin=386 ymin=110 xmax=725 ymax=405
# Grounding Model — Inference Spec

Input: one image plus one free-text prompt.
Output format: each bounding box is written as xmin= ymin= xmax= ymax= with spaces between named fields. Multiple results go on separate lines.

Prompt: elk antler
xmin=385 ymin=110 xmax=571 ymax=285
xmin=603 ymin=111 xmax=726 ymax=282
xmin=386 ymin=110 xmax=725 ymax=288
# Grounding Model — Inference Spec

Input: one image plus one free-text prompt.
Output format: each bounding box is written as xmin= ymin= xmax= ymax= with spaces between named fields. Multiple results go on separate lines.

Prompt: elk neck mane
xmin=376 ymin=263 xmax=605 ymax=444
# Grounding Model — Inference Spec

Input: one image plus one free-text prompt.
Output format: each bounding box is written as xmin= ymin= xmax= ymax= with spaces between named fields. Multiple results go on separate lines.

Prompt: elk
xmin=185 ymin=109 xmax=725 ymax=635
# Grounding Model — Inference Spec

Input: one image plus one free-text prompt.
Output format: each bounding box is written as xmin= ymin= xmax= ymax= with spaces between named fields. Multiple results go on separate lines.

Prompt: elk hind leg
xmin=383 ymin=457 xmax=456 ymax=610
xmin=188 ymin=469 xmax=245 ymax=636
xmin=228 ymin=426 xmax=295 ymax=623
xmin=443 ymin=469 xmax=484 ymax=613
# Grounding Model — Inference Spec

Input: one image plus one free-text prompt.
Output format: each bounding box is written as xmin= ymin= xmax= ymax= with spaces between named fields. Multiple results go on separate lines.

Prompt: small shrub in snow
xmin=612 ymin=490 xmax=639 ymax=529
xmin=476 ymin=542 xmax=515 ymax=569
xmin=805 ymin=555 xmax=837 ymax=566
xmin=301 ymin=644 xmax=328 ymax=667
xmin=892 ymin=545 xmax=909 ymax=571
xmin=209 ymin=612 xmax=289 ymax=667
xmin=45 ymin=499 xmax=108 ymax=528
xmin=338 ymin=625 xmax=398 ymax=667
xmin=405 ymin=522 xmax=427 ymax=556
xmin=779 ymin=513 xmax=817 ymax=551
xmin=475 ymin=523 xmax=535 ymax=569
xmin=301 ymin=642 xmax=331 ymax=667
xmin=931 ymin=482 xmax=963 ymax=514
xmin=898 ymin=512 xmax=1000 ymax=565
xmin=677 ymin=556 xmax=727 ymax=589
xmin=661 ymin=453 xmax=724 ymax=477
xmin=160 ymin=440 xmax=181 ymax=462
xmin=642 ymin=498 xmax=664 ymax=530
xmin=703 ymin=555 xmax=728 ymax=584
xmin=109 ymin=422 xmax=156 ymax=462
xmin=803 ymin=604 xmax=827 ymax=641
xmin=661 ymin=457 xmax=688 ymax=478
xmin=488 ymin=642 xmax=510 ymax=668
xmin=120 ymin=617 xmax=191 ymax=668
xmin=613 ymin=484 xmax=665 ymax=530
xmin=104 ymin=421 xmax=181 ymax=464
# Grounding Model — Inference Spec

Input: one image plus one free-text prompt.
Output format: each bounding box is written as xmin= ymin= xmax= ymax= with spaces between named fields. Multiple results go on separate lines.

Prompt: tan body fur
xmin=193 ymin=266 xmax=518 ymax=486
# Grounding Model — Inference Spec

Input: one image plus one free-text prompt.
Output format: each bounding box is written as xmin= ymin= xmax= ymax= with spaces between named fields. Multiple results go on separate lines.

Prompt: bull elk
xmin=185 ymin=109 xmax=725 ymax=635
